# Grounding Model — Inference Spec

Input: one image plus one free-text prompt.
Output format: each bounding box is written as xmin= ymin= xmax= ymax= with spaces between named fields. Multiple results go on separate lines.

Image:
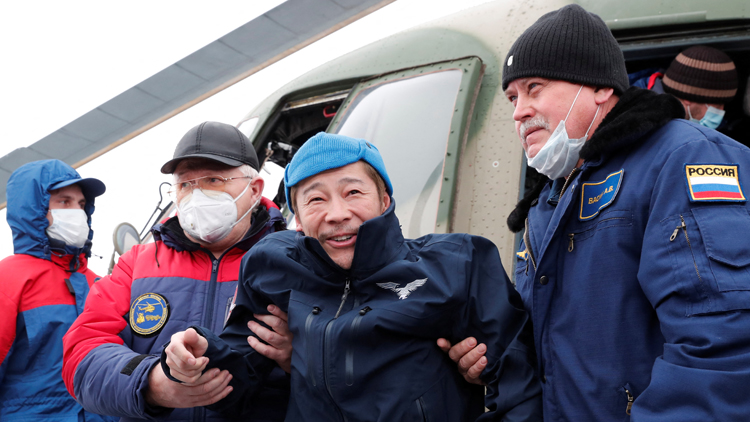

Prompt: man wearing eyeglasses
xmin=62 ymin=122 xmax=291 ymax=422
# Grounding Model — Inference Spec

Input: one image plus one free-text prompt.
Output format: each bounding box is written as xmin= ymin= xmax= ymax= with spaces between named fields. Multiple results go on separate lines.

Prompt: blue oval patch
xmin=130 ymin=293 xmax=169 ymax=336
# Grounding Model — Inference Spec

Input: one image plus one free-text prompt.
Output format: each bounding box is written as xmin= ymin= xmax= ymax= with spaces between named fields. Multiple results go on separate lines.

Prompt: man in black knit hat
xmin=446 ymin=4 xmax=750 ymax=421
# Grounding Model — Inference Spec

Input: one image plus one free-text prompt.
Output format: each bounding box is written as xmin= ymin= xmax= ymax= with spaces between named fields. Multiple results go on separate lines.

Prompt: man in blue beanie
xmin=161 ymin=132 xmax=542 ymax=421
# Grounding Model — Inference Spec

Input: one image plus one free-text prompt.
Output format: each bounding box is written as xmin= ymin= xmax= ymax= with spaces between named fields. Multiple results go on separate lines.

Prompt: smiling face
xmin=505 ymin=78 xmax=607 ymax=158
xmin=293 ymin=161 xmax=391 ymax=270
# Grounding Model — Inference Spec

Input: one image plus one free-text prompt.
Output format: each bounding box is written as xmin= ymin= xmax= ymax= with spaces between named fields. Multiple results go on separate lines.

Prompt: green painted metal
xmin=579 ymin=0 xmax=749 ymax=29
xmin=244 ymin=26 xmax=496 ymax=141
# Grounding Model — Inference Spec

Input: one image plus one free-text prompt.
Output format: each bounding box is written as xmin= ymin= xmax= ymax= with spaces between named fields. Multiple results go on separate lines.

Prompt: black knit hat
xmin=502 ymin=4 xmax=628 ymax=95
xmin=662 ymin=46 xmax=738 ymax=104
xmin=161 ymin=121 xmax=260 ymax=174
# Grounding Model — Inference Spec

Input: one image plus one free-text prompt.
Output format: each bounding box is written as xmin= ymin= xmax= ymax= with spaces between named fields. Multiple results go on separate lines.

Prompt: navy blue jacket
xmin=513 ymin=88 xmax=750 ymax=421
xmin=193 ymin=202 xmax=542 ymax=421
xmin=64 ymin=199 xmax=288 ymax=422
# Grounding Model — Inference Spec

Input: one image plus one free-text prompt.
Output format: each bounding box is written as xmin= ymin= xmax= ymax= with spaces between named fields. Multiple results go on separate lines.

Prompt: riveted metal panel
xmin=137 ymin=65 xmax=207 ymax=102
xmin=64 ymin=109 xmax=129 ymax=142
xmin=31 ymin=132 xmax=93 ymax=161
xmin=268 ymin=0 xmax=346 ymax=34
xmin=99 ymin=87 xmax=164 ymax=123
xmin=178 ymin=42 xmax=251 ymax=81
xmin=221 ymin=15 xmax=296 ymax=57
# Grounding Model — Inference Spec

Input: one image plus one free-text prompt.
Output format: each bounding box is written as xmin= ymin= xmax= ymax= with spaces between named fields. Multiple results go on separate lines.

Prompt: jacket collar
xmin=49 ymin=251 xmax=89 ymax=273
xmin=507 ymin=87 xmax=685 ymax=232
xmin=579 ymin=87 xmax=685 ymax=164
xmin=300 ymin=199 xmax=410 ymax=280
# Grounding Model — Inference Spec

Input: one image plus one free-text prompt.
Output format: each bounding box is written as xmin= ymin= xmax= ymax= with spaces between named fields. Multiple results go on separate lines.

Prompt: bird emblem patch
xmin=377 ymin=278 xmax=427 ymax=300
xmin=130 ymin=293 xmax=170 ymax=336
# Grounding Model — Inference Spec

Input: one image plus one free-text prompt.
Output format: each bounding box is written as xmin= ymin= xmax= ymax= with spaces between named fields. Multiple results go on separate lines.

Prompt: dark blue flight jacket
xmin=188 ymin=202 xmax=542 ymax=421
xmin=513 ymin=88 xmax=750 ymax=421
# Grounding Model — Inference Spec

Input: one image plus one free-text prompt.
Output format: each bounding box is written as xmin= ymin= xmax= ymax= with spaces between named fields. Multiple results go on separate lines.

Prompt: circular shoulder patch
xmin=130 ymin=293 xmax=170 ymax=336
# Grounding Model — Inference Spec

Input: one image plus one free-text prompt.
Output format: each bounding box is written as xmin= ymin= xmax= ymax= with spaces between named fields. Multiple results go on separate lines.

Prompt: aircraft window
xmin=333 ymin=70 xmax=463 ymax=238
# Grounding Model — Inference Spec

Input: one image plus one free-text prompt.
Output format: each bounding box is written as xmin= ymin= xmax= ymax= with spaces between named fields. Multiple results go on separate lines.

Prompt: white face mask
xmin=46 ymin=209 xmax=90 ymax=249
xmin=526 ymin=85 xmax=600 ymax=180
xmin=177 ymin=182 xmax=258 ymax=244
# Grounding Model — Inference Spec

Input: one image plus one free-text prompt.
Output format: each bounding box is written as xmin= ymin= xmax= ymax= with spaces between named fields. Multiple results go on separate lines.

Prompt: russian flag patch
xmin=685 ymin=164 xmax=745 ymax=202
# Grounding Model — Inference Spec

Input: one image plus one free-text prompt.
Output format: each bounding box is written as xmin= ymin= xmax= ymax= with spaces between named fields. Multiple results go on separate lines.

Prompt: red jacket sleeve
xmin=62 ymin=250 xmax=134 ymax=397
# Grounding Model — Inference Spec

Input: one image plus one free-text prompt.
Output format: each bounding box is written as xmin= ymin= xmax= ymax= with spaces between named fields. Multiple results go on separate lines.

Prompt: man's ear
xmin=294 ymin=214 xmax=304 ymax=232
xmin=381 ymin=193 xmax=391 ymax=214
xmin=593 ymin=87 xmax=615 ymax=105
xmin=250 ymin=176 xmax=264 ymax=200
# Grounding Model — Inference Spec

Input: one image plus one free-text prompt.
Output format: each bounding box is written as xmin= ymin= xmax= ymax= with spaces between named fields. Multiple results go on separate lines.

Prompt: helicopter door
xmin=328 ymin=57 xmax=484 ymax=238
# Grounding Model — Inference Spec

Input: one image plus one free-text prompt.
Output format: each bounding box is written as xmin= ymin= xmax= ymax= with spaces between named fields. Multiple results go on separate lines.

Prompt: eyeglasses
xmin=168 ymin=175 xmax=251 ymax=199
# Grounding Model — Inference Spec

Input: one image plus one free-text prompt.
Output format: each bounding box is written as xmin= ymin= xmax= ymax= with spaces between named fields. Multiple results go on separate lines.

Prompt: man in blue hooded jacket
xmin=0 ymin=159 xmax=113 ymax=421
xmin=163 ymin=132 xmax=542 ymax=421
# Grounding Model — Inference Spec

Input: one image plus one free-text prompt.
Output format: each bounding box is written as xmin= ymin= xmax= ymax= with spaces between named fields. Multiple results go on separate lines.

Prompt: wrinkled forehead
xmin=297 ymin=161 xmax=372 ymax=190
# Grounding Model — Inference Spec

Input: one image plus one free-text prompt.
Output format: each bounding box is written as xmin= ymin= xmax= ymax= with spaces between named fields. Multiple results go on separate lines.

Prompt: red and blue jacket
xmin=0 ymin=159 xmax=114 ymax=422
xmin=63 ymin=197 xmax=289 ymax=422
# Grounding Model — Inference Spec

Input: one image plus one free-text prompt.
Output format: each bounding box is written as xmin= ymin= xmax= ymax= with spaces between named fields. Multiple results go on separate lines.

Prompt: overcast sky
xmin=0 ymin=0 xmax=493 ymax=275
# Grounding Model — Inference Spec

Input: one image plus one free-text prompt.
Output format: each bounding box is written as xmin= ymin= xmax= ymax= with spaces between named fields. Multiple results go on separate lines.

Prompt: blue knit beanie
xmin=284 ymin=132 xmax=393 ymax=214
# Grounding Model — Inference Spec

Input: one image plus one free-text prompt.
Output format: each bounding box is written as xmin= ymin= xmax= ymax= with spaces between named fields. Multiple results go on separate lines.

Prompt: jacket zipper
xmin=567 ymin=216 xmax=630 ymax=252
xmin=345 ymin=306 xmax=371 ymax=386
xmin=624 ymin=387 xmax=634 ymax=415
xmin=334 ymin=279 xmax=351 ymax=319
xmin=523 ymin=218 xmax=537 ymax=272
xmin=670 ymin=215 xmax=704 ymax=283
xmin=560 ymin=167 xmax=581 ymax=197
xmin=525 ymin=168 xmax=580 ymax=268
xmin=305 ymin=307 xmax=321 ymax=387
xmin=191 ymin=257 xmax=220 ymax=422
xmin=205 ymin=259 xmax=220 ymax=328
xmin=568 ymin=234 xmax=575 ymax=252
xmin=323 ymin=280 xmax=353 ymax=421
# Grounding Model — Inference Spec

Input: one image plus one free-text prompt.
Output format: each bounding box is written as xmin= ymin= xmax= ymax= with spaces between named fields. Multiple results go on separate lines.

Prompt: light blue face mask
xmin=687 ymin=105 xmax=725 ymax=130
xmin=526 ymin=85 xmax=599 ymax=180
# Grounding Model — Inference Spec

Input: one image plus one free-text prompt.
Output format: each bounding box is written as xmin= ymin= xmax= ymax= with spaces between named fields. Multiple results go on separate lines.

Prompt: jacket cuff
xmin=159 ymin=326 xmax=208 ymax=384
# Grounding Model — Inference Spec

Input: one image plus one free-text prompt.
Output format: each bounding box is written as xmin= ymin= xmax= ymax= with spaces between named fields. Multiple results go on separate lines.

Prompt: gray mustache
xmin=520 ymin=116 xmax=550 ymax=142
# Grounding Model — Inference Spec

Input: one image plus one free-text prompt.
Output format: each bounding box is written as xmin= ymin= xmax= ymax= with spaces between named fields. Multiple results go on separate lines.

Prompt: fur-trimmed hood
xmin=507 ymin=87 xmax=685 ymax=233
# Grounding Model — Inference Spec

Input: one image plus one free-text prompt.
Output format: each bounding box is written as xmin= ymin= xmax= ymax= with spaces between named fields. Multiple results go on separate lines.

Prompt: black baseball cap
xmin=160 ymin=121 xmax=260 ymax=174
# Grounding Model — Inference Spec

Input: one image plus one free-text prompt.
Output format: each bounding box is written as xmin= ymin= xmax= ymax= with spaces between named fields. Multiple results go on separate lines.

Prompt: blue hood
xmin=6 ymin=160 xmax=99 ymax=260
